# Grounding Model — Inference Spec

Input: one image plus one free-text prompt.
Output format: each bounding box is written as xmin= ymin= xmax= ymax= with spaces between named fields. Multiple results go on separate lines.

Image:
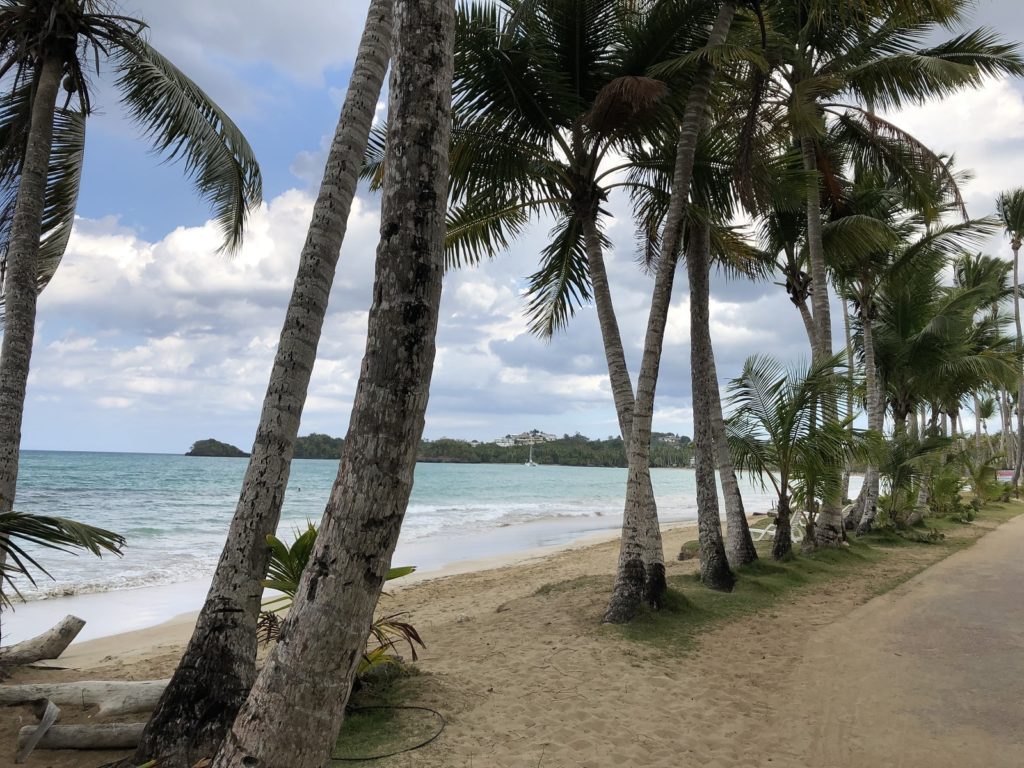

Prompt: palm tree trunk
xmin=1012 ymin=244 xmax=1023 ymax=494
xmin=0 ymin=55 xmax=63 ymax=630
xmin=688 ymin=222 xmax=741 ymax=583
xmin=688 ymin=223 xmax=756 ymax=566
xmin=581 ymin=217 xmax=664 ymax=600
xmin=210 ymin=3 xmax=453 ymax=765
xmin=974 ymin=395 xmax=983 ymax=455
xmin=136 ymin=3 xmax=393 ymax=763
xmin=796 ymin=297 xmax=818 ymax=354
xmin=841 ymin=301 xmax=853 ymax=500
xmin=801 ymin=137 xmax=843 ymax=546
xmin=856 ymin=313 xmax=882 ymax=535
xmin=772 ymin=491 xmax=793 ymax=560
xmin=603 ymin=0 xmax=737 ymax=623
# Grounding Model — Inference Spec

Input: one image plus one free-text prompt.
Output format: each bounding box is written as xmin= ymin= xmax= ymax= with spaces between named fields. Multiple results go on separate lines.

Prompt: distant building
xmin=493 ymin=429 xmax=558 ymax=447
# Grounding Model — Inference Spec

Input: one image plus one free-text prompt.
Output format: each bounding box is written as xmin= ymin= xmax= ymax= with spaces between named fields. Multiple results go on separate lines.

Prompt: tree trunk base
xmin=135 ymin=610 xmax=255 ymax=768
xmin=643 ymin=562 xmax=667 ymax=609
xmin=813 ymin=516 xmax=844 ymax=548
xmin=726 ymin=535 xmax=758 ymax=569
xmin=603 ymin=558 xmax=646 ymax=624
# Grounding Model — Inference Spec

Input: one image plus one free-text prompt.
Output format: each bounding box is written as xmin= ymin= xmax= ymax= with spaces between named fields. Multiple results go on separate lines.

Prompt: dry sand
xmin=1 ymin=514 xmax=1021 ymax=768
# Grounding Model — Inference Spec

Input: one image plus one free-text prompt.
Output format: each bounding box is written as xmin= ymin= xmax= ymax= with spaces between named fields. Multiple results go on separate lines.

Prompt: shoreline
xmin=2 ymin=515 xmax=697 ymax=650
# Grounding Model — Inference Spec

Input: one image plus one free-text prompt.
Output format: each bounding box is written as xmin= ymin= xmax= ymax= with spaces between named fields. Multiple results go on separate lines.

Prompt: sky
xmin=17 ymin=0 xmax=1024 ymax=454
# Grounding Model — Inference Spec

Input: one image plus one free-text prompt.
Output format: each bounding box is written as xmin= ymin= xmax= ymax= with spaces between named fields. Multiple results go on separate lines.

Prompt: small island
xmin=186 ymin=439 xmax=250 ymax=458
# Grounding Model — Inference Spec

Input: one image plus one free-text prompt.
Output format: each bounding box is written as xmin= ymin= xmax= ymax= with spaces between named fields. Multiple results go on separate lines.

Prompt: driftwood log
xmin=0 ymin=615 xmax=85 ymax=665
xmin=0 ymin=679 xmax=168 ymax=716
xmin=17 ymin=722 xmax=145 ymax=751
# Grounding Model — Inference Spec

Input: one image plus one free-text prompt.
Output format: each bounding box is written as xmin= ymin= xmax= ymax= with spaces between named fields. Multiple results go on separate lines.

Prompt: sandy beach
xmin=1 ymin=510 xmax=1021 ymax=768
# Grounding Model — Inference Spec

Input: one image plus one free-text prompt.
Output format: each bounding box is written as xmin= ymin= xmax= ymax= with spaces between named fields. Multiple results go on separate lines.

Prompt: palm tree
xmin=741 ymin=0 xmax=1023 ymax=545
xmin=439 ymin=0 xmax=722 ymax=613
xmin=207 ymin=1 xmax=455 ymax=766
xmin=604 ymin=0 xmax=741 ymax=621
xmin=137 ymin=1 xmax=393 ymax=763
xmin=997 ymin=188 xmax=1024 ymax=491
xmin=726 ymin=354 xmax=853 ymax=560
xmin=625 ymin=130 xmax=762 ymax=568
xmin=687 ymin=219 xmax=736 ymax=586
xmin=0 ymin=1 xmax=262 ymax=592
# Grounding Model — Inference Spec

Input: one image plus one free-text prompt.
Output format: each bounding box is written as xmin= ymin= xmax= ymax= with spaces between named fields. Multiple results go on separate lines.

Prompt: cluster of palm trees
xmin=1 ymin=0 xmax=1023 ymax=766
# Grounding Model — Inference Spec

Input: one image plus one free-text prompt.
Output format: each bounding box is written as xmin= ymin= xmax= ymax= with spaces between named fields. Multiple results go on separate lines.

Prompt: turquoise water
xmin=13 ymin=450 xmax=783 ymax=600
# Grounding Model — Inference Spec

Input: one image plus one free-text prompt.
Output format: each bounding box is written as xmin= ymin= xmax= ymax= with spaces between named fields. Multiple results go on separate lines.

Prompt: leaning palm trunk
xmin=0 ymin=55 xmax=63 ymax=623
xmin=800 ymin=137 xmax=843 ymax=546
xmin=973 ymin=395 xmax=983 ymax=455
xmin=582 ymin=217 xmax=665 ymax=599
xmin=603 ymin=1 xmax=737 ymax=623
xmin=689 ymin=223 xmax=756 ymax=566
xmin=137 ymin=3 xmax=393 ymax=763
xmin=210 ymin=2 xmax=453 ymax=766
xmin=856 ymin=313 xmax=882 ymax=535
xmin=688 ymin=222 xmax=739 ymax=583
xmin=1012 ymin=244 xmax=1023 ymax=494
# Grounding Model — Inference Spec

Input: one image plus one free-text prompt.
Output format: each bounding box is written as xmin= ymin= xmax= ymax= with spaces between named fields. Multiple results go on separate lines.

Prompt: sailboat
xmin=525 ymin=444 xmax=538 ymax=467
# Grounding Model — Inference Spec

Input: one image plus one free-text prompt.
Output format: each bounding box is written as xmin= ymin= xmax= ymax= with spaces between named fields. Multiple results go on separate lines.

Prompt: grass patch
xmin=534 ymin=575 xmax=604 ymax=597
xmin=615 ymin=539 xmax=914 ymax=654
xmin=331 ymin=673 xmax=442 ymax=763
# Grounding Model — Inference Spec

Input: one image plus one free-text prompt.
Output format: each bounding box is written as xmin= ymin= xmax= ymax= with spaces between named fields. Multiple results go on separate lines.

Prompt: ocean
xmin=11 ymin=450 xmax=785 ymax=602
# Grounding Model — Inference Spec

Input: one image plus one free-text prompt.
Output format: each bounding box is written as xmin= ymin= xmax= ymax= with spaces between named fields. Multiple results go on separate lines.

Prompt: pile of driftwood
xmin=0 ymin=615 xmax=167 ymax=763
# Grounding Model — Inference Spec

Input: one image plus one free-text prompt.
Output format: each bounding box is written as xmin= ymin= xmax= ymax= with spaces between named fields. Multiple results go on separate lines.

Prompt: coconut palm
xmin=0 ymin=0 xmax=262 ymax=590
xmin=137 ymin=1 xmax=392 ymax=763
xmin=207 ymin=2 xmax=455 ymax=765
xmin=996 ymin=187 xmax=1024 ymax=490
xmin=738 ymin=0 xmax=1024 ymax=545
xmin=430 ymin=0 xmax=725 ymax=615
xmin=625 ymin=129 xmax=765 ymax=570
xmin=726 ymin=354 xmax=853 ymax=560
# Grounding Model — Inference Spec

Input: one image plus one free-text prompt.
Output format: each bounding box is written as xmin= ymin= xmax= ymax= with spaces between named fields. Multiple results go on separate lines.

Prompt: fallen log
xmin=0 ymin=616 xmax=85 ymax=665
xmin=17 ymin=722 xmax=145 ymax=751
xmin=14 ymin=700 xmax=60 ymax=764
xmin=0 ymin=679 xmax=168 ymax=716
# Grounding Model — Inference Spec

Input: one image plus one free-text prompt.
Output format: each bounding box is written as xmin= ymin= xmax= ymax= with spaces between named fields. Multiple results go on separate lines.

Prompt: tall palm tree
xmin=207 ymin=2 xmax=455 ymax=766
xmin=726 ymin=354 xmax=853 ymax=560
xmin=0 ymin=0 xmax=261 ymax=574
xmin=137 ymin=1 xmax=393 ymax=763
xmin=603 ymin=0 xmax=741 ymax=622
xmin=625 ymin=130 xmax=763 ymax=568
xmin=742 ymin=0 xmax=1023 ymax=545
xmin=997 ymin=187 xmax=1024 ymax=491
xmin=437 ymin=0 xmax=721 ymax=611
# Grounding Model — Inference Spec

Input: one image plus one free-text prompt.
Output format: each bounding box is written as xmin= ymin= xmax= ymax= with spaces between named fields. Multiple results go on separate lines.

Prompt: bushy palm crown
xmin=997 ymin=187 xmax=1024 ymax=252
xmin=0 ymin=0 xmax=262 ymax=311
xmin=873 ymin=251 xmax=1019 ymax=426
xmin=440 ymin=0 xmax=723 ymax=336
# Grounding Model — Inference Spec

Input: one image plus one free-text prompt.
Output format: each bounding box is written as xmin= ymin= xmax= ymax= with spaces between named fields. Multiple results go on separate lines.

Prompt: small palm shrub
xmin=257 ymin=523 xmax=423 ymax=677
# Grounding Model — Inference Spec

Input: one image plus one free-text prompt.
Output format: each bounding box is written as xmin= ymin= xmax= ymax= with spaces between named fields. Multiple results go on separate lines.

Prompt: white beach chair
xmin=750 ymin=512 xmax=805 ymax=543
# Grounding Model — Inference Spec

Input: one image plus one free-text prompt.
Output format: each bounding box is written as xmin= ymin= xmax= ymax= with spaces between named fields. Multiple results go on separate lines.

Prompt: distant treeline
xmin=188 ymin=432 xmax=694 ymax=467
xmin=419 ymin=433 xmax=692 ymax=468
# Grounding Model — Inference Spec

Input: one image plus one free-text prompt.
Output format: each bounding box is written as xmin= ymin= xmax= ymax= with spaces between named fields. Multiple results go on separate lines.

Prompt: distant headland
xmin=187 ymin=430 xmax=693 ymax=468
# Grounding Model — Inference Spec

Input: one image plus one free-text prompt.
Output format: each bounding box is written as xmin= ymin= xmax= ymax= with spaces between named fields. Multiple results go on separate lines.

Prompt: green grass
xmin=614 ymin=539 xmax=915 ymax=654
xmin=330 ymin=672 xmax=441 ymax=763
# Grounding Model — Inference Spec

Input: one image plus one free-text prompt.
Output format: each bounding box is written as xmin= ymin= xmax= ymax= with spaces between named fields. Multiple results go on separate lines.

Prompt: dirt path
xmin=789 ymin=514 xmax=1024 ymax=768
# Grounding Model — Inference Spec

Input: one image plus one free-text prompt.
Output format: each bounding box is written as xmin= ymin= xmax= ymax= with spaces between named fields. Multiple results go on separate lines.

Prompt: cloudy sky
xmin=20 ymin=0 xmax=1024 ymax=454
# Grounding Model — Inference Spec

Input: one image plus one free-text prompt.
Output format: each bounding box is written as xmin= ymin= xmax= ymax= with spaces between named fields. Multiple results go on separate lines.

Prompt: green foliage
xmin=293 ymin=433 xmax=345 ymax=460
xmin=258 ymin=524 xmax=423 ymax=677
xmin=0 ymin=511 xmax=124 ymax=606
xmin=0 ymin=0 xmax=262 ymax=319
xmin=185 ymin=439 xmax=248 ymax=458
xmin=419 ymin=433 xmax=692 ymax=468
